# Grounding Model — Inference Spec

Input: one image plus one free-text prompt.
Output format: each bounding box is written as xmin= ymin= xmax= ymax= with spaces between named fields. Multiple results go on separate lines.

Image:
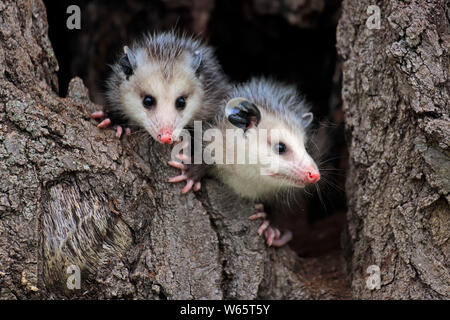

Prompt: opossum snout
xmin=157 ymin=129 xmax=173 ymax=144
xmin=305 ymin=169 xmax=320 ymax=184
xmin=293 ymin=166 xmax=320 ymax=185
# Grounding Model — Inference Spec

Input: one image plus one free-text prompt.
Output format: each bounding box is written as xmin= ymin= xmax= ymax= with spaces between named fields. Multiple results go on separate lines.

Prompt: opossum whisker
xmin=318 ymin=176 xmax=344 ymax=193
xmin=314 ymin=183 xmax=328 ymax=213
xmin=318 ymin=156 xmax=342 ymax=166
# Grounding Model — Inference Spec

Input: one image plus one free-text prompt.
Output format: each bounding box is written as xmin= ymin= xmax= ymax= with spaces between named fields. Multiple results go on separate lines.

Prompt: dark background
xmin=44 ymin=0 xmax=346 ymax=257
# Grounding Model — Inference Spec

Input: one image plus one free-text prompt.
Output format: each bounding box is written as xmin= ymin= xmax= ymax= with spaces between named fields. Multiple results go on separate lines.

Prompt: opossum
xmin=169 ymin=78 xmax=320 ymax=246
xmin=92 ymin=31 xmax=229 ymax=142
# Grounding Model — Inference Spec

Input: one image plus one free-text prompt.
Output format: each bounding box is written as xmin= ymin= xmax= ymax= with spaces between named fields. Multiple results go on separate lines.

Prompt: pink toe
xmin=265 ymin=227 xmax=276 ymax=247
xmin=168 ymin=175 xmax=187 ymax=183
xmin=181 ymin=141 xmax=189 ymax=149
xmin=193 ymin=181 xmax=201 ymax=192
xmin=176 ymin=154 xmax=190 ymax=162
xmin=254 ymin=203 xmax=264 ymax=211
xmin=168 ymin=161 xmax=186 ymax=170
xmin=273 ymin=228 xmax=281 ymax=240
xmin=257 ymin=220 xmax=270 ymax=236
xmin=182 ymin=180 xmax=194 ymax=194
xmin=249 ymin=212 xmax=266 ymax=220
xmin=91 ymin=111 xmax=105 ymax=119
xmin=116 ymin=126 xmax=123 ymax=138
xmin=97 ymin=118 xmax=111 ymax=128
xmin=271 ymin=230 xmax=293 ymax=247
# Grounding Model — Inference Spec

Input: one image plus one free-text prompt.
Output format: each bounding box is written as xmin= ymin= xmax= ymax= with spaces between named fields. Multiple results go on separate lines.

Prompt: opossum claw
xmin=170 ymin=170 xmax=203 ymax=193
xmin=193 ymin=181 xmax=201 ymax=192
xmin=115 ymin=126 xmax=123 ymax=138
xmin=168 ymin=141 xmax=205 ymax=193
xmin=271 ymin=230 xmax=293 ymax=247
xmin=114 ymin=125 xmax=131 ymax=138
xmin=181 ymin=179 xmax=194 ymax=194
xmin=257 ymin=220 xmax=270 ymax=236
xmin=249 ymin=212 xmax=266 ymax=220
xmin=91 ymin=111 xmax=105 ymax=119
xmin=92 ymin=111 xmax=131 ymax=138
xmin=168 ymin=174 xmax=188 ymax=183
xmin=273 ymin=228 xmax=281 ymax=239
xmin=97 ymin=118 xmax=112 ymax=128
xmin=250 ymin=203 xmax=267 ymax=220
xmin=176 ymin=154 xmax=190 ymax=162
xmin=250 ymin=204 xmax=292 ymax=247
xmin=250 ymin=203 xmax=266 ymax=220
xmin=254 ymin=203 xmax=264 ymax=211
xmin=260 ymin=224 xmax=292 ymax=247
xmin=265 ymin=227 xmax=276 ymax=246
xmin=168 ymin=161 xmax=186 ymax=170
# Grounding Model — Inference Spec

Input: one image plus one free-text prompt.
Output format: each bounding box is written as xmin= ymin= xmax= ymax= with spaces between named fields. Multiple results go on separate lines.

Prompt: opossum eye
xmin=273 ymin=143 xmax=287 ymax=155
xmin=175 ymin=96 xmax=186 ymax=110
xmin=143 ymin=95 xmax=156 ymax=108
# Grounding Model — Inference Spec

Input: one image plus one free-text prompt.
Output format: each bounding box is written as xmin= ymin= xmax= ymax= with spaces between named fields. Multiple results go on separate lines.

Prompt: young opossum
xmin=92 ymin=31 xmax=229 ymax=142
xmin=169 ymin=78 xmax=320 ymax=246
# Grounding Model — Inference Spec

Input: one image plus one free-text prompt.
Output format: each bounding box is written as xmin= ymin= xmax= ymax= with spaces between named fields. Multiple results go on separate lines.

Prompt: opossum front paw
xmin=91 ymin=111 xmax=131 ymax=138
xmin=168 ymin=140 xmax=207 ymax=194
xmin=249 ymin=204 xmax=293 ymax=247
xmin=168 ymin=160 xmax=202 ymax=194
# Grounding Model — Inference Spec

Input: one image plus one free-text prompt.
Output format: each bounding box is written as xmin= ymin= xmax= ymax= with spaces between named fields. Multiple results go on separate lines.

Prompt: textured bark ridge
xmin=0 ymin=0 xmax=346 ymax=299
xmin=3 ymin=0 xmax=447 ymax=301
xmin=337 ymin=0 xmax=449 ymax=299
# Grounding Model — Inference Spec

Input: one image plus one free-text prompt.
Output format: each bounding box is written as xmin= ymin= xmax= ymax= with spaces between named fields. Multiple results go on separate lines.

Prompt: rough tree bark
xmin=0 ymin=0 xmax=347 ymax=299
xmin=5 ymin=0 xmax=447 ymax=301
xmin=337 ymin=0 xmax=449 ymax=298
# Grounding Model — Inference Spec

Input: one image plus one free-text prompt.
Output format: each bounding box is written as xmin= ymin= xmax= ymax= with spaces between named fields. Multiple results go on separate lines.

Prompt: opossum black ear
xmin=120 ymin=46 xmax=136 ymax=78
xmin=192 ymin=50 xmax=203 ymax=76
xmin=119 ymin=55 xmax=133 ymax=77
xmin=301 ymin=112 xmax=313 ymax=128
xmin=226 ymin=98 xmax=261 ymax=131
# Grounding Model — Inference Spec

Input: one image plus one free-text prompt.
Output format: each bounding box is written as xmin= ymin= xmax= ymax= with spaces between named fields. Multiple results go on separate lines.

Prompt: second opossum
xmin=92 ymin=31 xmax=229 ymax=142
xmin=169 ymin=78 xmax=321 ymax=246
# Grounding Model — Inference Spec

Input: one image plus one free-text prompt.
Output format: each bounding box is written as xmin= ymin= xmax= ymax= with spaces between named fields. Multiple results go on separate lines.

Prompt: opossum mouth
xmin=268 ymin=172 xmax=306 ymax=187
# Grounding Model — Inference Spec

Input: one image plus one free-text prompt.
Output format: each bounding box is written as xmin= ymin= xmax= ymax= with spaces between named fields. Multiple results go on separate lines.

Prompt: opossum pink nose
xmin=306 ymin=171 xmax=320 ymax=184
xmin=158 ymin=130 xmax=173 ymax=144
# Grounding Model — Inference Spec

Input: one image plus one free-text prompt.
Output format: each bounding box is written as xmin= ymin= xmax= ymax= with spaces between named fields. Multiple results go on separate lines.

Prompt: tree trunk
xmin=2 ymin=0 xmax=448 ymax=301
xmin=337 ymin=0 xmax=450 ymax=299
xmin=0 ymin=0 xmax=347 ymax=299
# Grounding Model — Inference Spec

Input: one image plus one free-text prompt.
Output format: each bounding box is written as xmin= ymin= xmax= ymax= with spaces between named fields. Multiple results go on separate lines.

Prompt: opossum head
xmin=225 ymin=97 xmax=320 ymax=191
xmin=117 ymin=44 xmax=204 ymax=144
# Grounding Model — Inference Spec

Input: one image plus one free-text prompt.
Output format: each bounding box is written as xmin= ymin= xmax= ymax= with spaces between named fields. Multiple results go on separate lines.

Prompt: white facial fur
xmin=119 ymin=52 xmax=203 ymax=142
xmin=216 ymin=109 xmax=319 ymax=201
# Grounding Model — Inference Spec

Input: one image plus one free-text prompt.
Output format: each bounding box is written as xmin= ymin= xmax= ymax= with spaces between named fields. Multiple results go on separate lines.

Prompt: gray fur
xmin=212 ymin=78 xmax=318 ymax=201
xmin=105 ymin=30 xmax=229 ymax=126
xmin=186 ymin=78 xmax=316 ymax=188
